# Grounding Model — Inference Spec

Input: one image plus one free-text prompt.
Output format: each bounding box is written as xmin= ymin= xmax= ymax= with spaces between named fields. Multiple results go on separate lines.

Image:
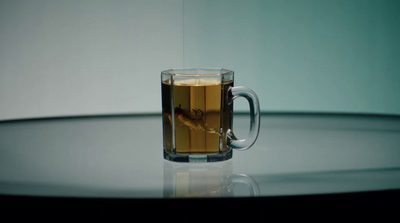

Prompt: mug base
xmin=163 ymin=149 xmax=232 ymax=163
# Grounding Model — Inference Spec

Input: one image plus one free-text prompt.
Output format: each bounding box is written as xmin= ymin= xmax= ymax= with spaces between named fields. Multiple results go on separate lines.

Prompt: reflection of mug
xmin=163 ymin=160 xmax=259 ymax=198
xmin=161 ymin=68 xmax=260 ymax=162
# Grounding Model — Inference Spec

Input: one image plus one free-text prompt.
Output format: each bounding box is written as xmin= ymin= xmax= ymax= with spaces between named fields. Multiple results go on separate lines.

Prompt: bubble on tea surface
xmin=174 ymin=78 xmax=220 ymax=86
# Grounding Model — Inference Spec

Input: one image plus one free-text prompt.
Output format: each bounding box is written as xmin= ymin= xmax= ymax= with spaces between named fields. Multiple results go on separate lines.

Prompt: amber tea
xmin=162 ymin=79 xmax=233 ymax=154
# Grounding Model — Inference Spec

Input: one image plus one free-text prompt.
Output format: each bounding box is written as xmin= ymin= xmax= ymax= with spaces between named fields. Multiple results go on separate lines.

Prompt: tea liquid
xmin=162 ymin=79 xmax=233 ymax=154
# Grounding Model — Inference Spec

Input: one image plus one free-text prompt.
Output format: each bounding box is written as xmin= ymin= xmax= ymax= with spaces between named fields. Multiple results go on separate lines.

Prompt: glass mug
xmin=161 ymin=68 xmax=260 ymax=162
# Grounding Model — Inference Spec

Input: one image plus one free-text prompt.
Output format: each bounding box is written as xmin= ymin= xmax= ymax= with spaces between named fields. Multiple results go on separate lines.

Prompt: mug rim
xmin=161 ymin=67 xmax=233 ymax=76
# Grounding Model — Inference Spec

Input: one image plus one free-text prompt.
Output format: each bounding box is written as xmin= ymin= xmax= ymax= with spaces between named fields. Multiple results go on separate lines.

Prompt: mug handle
xmin=227 ymin=86 xmax=260 ymax=150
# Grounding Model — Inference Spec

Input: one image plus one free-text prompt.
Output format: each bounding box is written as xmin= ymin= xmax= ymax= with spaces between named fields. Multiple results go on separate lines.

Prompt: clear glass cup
xmin=161 ymin=68 xmax=260 ymax=162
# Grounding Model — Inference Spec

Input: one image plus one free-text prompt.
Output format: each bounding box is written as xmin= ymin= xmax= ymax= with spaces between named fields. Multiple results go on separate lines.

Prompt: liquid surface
xmin=162 ymin=79 xmax=233 ymax=154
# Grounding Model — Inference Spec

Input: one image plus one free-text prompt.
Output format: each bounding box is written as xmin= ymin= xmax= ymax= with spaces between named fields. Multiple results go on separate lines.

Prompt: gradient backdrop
xmin=1 ymin=0 xmax=399 ymax=120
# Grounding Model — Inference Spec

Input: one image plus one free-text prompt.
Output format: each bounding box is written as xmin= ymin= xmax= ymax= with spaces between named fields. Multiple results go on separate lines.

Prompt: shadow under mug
xmin=161 ymin=68 xmax=260 ymax=162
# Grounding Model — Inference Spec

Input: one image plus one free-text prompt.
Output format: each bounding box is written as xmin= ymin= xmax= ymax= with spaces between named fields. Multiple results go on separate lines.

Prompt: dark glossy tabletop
xmin=1 ymin=113 xmax=400 ymax=200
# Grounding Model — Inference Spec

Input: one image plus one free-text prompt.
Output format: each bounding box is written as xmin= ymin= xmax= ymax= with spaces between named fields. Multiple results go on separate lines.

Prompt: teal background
xmin=0 ymin=0 xmax=399 ymax=120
